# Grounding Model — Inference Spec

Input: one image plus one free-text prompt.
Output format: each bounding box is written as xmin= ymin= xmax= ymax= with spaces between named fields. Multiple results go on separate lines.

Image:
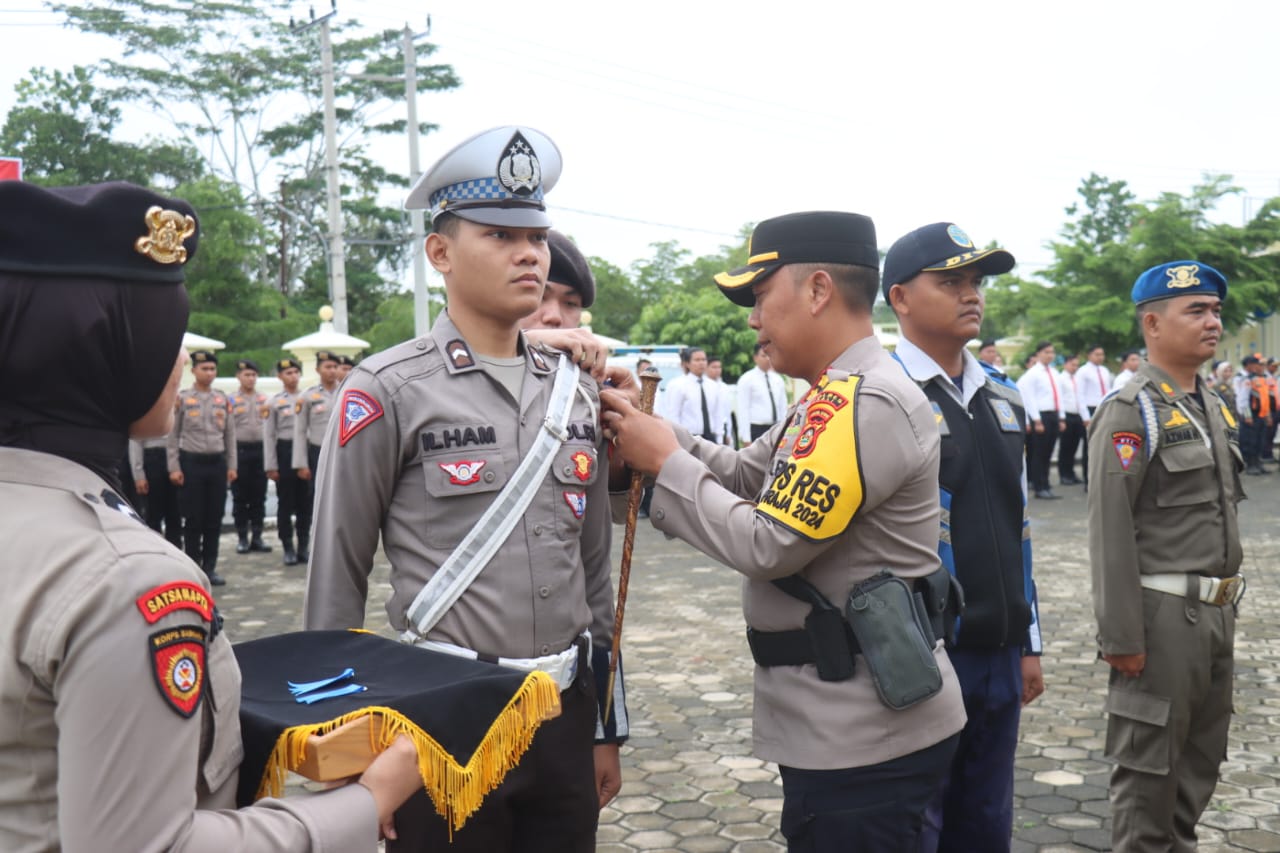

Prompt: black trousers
xmin=1027 ymin=411 xmax=1060 ymax=491
xmin=179 ymin=451 xmax=227 ymax=572
xmin=387 ymin=665 xmax=600 ymax=853
xmin=274 ymin=439 xmax=311 ymax=544
xmin=1082 ymin=406 xmax=1096 ymax=485
xmin=1056 ymin=412 xmax=1086 ymax=481
xmin=231 ymin=441 xmax=267 ymax=530
xmin=144 ymin=447 xmax=183 ymax=547
xmin=750 ymin=422 xmax=774 ymax=441
xmin=779 ymin=733 xmax=960 ymax=852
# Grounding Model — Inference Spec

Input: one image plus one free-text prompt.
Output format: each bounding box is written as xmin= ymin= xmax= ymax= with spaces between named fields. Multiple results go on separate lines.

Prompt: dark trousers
xmin=1266 ymin=417 xmax=1278 ymax=460
xmin=778 ymin=734 xmax=959 ymax=853
xmin=231 ymin=441 xmax=267 ymax=530
xmin=179 ymin=451 xmax=227 ymax=573
xmin=274 ymin=440 xmax=311 ymax=545
xmin=1056 ymin=412 xmax=1085 ymax=481
xmin=1241 ymin=419 xmax=1268 ymax=466
xmin=116 ymin=453 xmax=141 ymax=513
xmin=750 ymin=422 xmax=774 ymax=441
xmin=920 ymin=647 xmax=1022 ymax=853
xmin=143 ymin=447 xmax=183 ymax=547
xmin=1027 ymin=411 xmax=1060 ymax=491
xmin=1082 ymin=406 xmax=1096 ymax=485
xmin=388 ymin=666 xmax=600 ymax=852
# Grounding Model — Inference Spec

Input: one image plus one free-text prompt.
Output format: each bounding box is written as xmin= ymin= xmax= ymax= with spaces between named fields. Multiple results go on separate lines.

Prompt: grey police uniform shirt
xmin=128 ymin=435 xmax=168 ymax=482
xmin=230 ymin=390 xmax=269 ymax=443
xmin=302 ymin=312 xmax=617 ymax=665
xmin=1089 ymin=362 xmax=1245 ymax=656
xmin=0 ymin=448 xmax=379 ymax=852
xmin=646 ymin=335 xmax=965 ymax=771
xmin=263 ymin=388 xmax=300 ymax=472
xmin=166 ymin=386 xmax=237 ymax=472
xmin=292 ymin=383 xmax=338 ymax=470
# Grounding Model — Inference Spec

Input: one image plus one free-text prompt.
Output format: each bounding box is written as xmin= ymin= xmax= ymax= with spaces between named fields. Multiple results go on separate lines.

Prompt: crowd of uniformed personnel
xmin=0 ymin=123 xmax=1252 ymax=853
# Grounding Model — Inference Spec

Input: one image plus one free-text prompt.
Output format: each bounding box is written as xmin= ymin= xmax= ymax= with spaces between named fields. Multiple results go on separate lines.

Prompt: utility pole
xmin=404 ymin=22 xmax=431 ymax=337
xmin=294 ymin=2 xmax=349 ymax=333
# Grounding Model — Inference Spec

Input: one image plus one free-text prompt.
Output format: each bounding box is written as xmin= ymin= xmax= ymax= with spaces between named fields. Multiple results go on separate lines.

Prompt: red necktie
xmin=1048 ymin=367 xmax=1060 ymax=411
xmin=1096 ymin=365 xmax=1105 ymax=394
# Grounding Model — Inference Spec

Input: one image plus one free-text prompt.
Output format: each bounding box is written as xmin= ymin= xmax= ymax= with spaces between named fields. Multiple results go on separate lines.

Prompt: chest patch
xmin=439 ymin=459 xmax=486 ymax=486
xmin=563 ymin=491 xmax=587 ymax=518
xmin=148 ymin=625 xmax=207 ymax=719
xmin=988 ymin=397 xmax=1021 ymax=432
xmin=930 ymin=402 xmax=951 ymax=437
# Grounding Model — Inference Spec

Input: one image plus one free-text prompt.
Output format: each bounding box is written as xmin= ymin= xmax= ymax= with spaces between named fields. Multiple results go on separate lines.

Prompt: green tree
xmin=0 ymin=66 xmax=198 ymax=187
xmin=588 ymin=257 xmax=644 ymax=341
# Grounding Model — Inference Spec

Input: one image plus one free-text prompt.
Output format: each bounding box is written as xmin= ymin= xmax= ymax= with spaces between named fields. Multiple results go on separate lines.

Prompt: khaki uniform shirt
xmin=263 ymin=388 xmax=300 ymax=472
xmin=303 ymin=312 xmax=616 ymax=663
xmin=649 ymin=336 xmax=965 ymax=770
xmin=292 ymin=384 xmax=338 ymax=469
xmin=229 ymin=390 xmax=269 ymax=444
xmin=0 ymin=448 xmax=378 ymax=852
xmin=166 ymin=387 xmax=237 ymax=472
xmin=1088 ymin=363 xmax=1245 ymax=656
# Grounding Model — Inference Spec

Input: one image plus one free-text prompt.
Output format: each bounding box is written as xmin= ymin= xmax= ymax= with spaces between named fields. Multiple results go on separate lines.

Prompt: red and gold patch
xmin=1112 ymin=431 xmax=1143 ymax=471
xmin=135 ymin=581 xmax=214 ymax=624
xmin=148 ymin=625 xmax=207 ymax=718
xmin=792 ymin=387 xmax=849 ymax=460
xmin=570 ymin=450 xmax=593 ymax=482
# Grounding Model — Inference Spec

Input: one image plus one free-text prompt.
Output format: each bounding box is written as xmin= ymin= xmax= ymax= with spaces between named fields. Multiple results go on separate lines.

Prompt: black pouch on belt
xmin=845 ymin=570 xmax=943 ymax=710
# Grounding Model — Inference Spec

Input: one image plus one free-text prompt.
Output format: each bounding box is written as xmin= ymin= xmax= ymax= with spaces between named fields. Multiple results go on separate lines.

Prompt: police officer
xmin=0 ymin=180 xmax=422 ymax=850
xmin=265 ymin=356 xmax=308 ymax=564
xmin=292 ymin=350 xmax=341 ymax=563
xmin=882 ymin=221 xmax=1044 ymax=852
xmin=230 ymin=358 xmax=271 ymax=554
xmin=1236 ymin=354 xmax=1274 ymax=474
xmin=303 ymin=125 xmax=627 ymax=853
xmin=337 ymin=353 xmax=356 ymax=382
xmin=602 ymin=211 xmax=965 ymax=850
xmin=129 ymin=434 xmax=183 ymax=547
xmin=1089 ymin=260 xmax=1244 ymax=850
xmin=167 ymin=350 xmax=236 ymax=586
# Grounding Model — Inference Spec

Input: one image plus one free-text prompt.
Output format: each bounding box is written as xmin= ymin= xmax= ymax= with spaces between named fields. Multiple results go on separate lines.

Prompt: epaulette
xmin=1103 ymin=374 xmax=1149 ymax=407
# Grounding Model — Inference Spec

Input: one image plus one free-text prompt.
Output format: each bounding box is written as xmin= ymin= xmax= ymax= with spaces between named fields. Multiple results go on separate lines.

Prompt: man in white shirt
xmin=1074 ymin=345 xmax=1112 ymax=488
xmin=1113 ymin=350 xmax=1141 ymax=389
xmin=737 ymin=343 xmax=789 ymax=446
xmin=1056 ymin=354 xmax=1085 ymax=486
xmin=663 ymin=347 xmax=721 ymax=441
xmin=705 ymin=356 xmax=734 ymax=445
xmin=1020 ymin=341 xmax=1063 ymax=499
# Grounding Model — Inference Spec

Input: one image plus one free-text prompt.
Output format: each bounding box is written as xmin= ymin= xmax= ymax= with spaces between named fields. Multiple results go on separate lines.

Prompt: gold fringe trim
xmin=254 ymin=669 xmax=562 ymax=832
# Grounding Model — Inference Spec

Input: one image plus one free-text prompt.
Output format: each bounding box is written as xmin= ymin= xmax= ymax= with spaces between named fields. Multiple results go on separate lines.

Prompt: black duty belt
xmin=179 ymin=451 xmax=225 ymax=463
xmin=237 ymin=441 xmax=264 ymax=449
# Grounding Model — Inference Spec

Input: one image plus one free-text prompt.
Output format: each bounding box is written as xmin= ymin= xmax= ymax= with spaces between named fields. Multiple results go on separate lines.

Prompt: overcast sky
xmin=3 ymin=0 xmax=1278 ymax=283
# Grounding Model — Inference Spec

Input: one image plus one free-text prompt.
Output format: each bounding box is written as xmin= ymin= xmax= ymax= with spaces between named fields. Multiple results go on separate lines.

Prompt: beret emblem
xmin=134 ymin=206 xmax=196 ymax=265
xmin=1165 ymin=264 xmax=1200 ymax=289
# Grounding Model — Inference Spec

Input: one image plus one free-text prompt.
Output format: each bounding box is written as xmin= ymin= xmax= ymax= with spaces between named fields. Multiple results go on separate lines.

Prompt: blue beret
xmin=1131 ymin=261 xmax=1227 ymax=306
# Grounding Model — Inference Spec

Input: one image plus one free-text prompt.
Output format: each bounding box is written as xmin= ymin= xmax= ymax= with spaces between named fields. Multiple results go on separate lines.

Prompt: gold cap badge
xmin=1165 ymin=264 xmax=1200 ymax=289
xmin=135 ymin=206 xmax=196 ymax=265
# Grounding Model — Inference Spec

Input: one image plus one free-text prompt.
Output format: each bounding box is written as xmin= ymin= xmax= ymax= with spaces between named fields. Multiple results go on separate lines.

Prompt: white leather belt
xmin=1140 ymin=573 xmax=1245 ymax=607
xmin=408 ymin=637 xmax=581 ymax=691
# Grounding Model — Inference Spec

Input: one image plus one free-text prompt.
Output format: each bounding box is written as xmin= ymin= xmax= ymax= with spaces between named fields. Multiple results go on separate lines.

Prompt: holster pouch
xmin=805 ymin=606 xmax=857 ymax=682
xmin=917 ymin=565 xmax=965 ymax=647
xmin=845 ymin=570 xmax=943 ymax=710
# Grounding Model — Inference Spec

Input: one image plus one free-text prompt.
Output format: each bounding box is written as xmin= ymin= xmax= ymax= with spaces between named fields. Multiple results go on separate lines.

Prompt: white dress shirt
xmin=736 ymin=366 xmax=788 ymax=442
xmin=1059 ymin=369 xmax=1080 ymax=416
xmin=1113 ymin=368 xmax=1136 ymax=390
xmin=1076 ymin=362 xmax=1112 ymax=411
xmin=665 ymin=373 xmax=722 ymax=438
xmin=1019 ymin=362 xmax=1063 ymax=417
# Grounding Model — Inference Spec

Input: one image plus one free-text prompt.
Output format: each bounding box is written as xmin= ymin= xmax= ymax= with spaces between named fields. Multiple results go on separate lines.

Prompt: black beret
xmin=338 ymin=354 xmax=356 ymax=366
xmin=276 ymin=357 xmax=301 ymax=372
xmin=191 ymin=350 xmax=218 ymax=365
xmin=0 ymin=181 xmax=198 ymax=282
xmin=547 ymin=230 xmax=595 ymax=308
xmin=236 ymin=359 xmax=260 ymax=373
xmin=315 ymin=350 xmax=339 ymax=365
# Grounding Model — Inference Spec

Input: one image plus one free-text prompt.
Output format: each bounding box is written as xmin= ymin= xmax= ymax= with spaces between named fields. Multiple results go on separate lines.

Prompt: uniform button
xmin=533 ymin=524 xmax=543 ymax=536
xmin=483 ymin=471 xmax=496 ymax=483
xmin=415 ymin=341 xmax=426 ymax=350
xmin=538 ymin=585 xmax=550 ymax=598
xmin=655 ymin=508 xmax=665 ymax=521
xmin=540 ymin=644 xmax=550 ymax=655
xmin=563 ymin=465 xmax=573 ymax=476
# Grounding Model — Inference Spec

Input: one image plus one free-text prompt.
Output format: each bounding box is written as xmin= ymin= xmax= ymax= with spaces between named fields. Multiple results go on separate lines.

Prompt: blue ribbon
xmin=288 ymin=667 xmax=355 ymax=696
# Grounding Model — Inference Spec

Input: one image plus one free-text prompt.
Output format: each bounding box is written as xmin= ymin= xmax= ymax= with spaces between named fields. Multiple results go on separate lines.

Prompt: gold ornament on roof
xmin=135 ymin=206 xmax=196 ymax=265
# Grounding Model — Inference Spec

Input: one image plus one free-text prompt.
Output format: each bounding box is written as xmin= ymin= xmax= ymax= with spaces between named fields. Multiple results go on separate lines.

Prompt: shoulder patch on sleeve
xmin=756 ymin=374 xmax=863 ymax=540
xmin=338 ymin=388 xmax=385 ymax=446
xmin=148 ymin=624 xmax=207 ymax=718
xmin=1111 ymin=431 xmax=1143 ymax=470
xmin=136 ymin=581 xmax=214 ymax=624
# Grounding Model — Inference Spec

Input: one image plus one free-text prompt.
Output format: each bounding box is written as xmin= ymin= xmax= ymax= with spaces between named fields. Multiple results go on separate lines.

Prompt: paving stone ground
xmin=217 ymin=466 xmax=1280 ymax=851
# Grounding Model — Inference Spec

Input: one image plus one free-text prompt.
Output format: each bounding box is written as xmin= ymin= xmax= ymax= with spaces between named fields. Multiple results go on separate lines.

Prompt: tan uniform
xmin=292 ymin=384 xmax=337 ymax=471
xmin=229 ymin=390 xmax=268 ymax=443
xmin=0 ymin=447 xmax=379 ymax=852
xmin=649 ymin=335 xmax=964 ymax=771
xmin=263 ymin=388 xmax=300 ymax=472
xmin=1088 ymin=362 xmax=1244 ymax=849
xmin=303 ymin=313 xmax=615 ymax=659
xmin=166 ymin=387 xmax=237 ymax=472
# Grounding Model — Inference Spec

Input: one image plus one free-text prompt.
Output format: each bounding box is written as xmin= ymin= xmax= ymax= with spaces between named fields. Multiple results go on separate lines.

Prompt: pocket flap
xmin=1104 ymin=689 xmax=1170 ymax=726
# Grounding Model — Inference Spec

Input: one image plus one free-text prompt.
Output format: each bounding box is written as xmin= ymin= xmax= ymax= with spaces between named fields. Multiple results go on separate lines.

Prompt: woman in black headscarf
xmin=0 ymin=182 xmax=420 ymax=851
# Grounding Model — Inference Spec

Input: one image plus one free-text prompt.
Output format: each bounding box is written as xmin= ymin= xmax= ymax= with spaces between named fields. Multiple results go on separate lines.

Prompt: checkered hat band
xmin=430 ymin=178 xmax=544 ymax=211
